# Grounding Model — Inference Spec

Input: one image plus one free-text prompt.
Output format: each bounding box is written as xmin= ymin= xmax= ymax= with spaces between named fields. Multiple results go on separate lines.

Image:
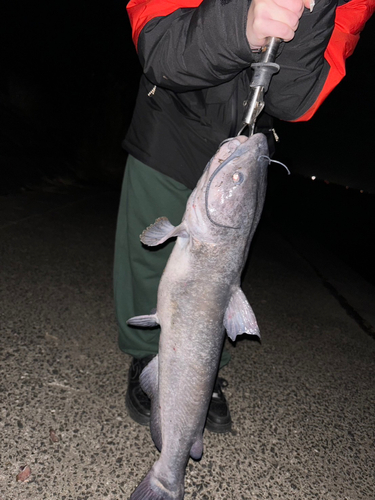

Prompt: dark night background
xmin=0 ymin=2 xmax=374 ymax=283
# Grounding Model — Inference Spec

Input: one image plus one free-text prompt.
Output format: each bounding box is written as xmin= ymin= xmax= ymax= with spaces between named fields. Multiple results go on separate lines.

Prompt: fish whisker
xmin=259 ymin=155 xmax=290 ymax=175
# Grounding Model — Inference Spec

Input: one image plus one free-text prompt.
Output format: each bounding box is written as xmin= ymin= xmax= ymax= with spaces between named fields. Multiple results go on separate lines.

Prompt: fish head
xmin=187 ymin=134 xmax=268 ymax=240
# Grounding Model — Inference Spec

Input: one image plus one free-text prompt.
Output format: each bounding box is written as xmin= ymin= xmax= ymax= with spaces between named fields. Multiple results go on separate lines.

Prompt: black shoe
xmin=205 ymin=377 xmax=232 ymax=434
xmin=125 ymin=355 xmax=155 ymax=426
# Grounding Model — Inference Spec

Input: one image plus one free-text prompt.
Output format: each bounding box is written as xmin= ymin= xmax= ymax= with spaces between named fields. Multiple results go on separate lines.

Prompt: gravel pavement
xmin=0 ymin=186 xmax=374 ymax=500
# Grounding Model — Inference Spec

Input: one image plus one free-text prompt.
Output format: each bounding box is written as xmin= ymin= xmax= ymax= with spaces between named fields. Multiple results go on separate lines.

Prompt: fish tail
xmin=130 ymin=470 xmax=183 ymax=500
xmin=130 ymin=471 xmax=161 ymax=500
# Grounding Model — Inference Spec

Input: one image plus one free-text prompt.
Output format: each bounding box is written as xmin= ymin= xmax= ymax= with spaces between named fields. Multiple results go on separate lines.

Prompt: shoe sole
xmin=125 ymin=391 xmax=151 ymax=427
xmin=205 ymin=417 xmax=232 ymax=434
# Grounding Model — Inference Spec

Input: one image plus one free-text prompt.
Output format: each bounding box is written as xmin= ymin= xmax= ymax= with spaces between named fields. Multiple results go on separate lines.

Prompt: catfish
xmin=128 ymin=134 xmax=268 ymax=499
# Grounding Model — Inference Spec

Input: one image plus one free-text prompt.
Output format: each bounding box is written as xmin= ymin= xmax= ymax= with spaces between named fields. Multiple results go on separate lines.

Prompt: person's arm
xmin=265 ymin=0 xmax=374 ymax=121
xmin=127 ymin=0 xmax=309 ymax=92
xmin=127 ymin=0 xmax=254 ymax=91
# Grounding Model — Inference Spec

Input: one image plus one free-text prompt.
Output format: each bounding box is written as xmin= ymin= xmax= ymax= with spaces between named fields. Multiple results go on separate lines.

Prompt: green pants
xmin=114 ymin=155 xmax=230 ymax=367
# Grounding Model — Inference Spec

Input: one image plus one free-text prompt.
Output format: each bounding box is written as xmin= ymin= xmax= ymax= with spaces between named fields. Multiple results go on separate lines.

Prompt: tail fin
xmin=130 ymin=470 xmax=183 ymax=500
xmin=130 ymin=471 xmax=161 ymax=500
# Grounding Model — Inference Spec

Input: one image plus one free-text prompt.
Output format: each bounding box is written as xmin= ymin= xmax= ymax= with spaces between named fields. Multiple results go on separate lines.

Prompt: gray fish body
xmin=128 ymin=134 xmax=268 ymax=500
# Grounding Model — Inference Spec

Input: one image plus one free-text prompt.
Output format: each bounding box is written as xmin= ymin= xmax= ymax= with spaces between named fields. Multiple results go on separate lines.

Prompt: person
xmin=114 ymin=0 xmax=373 ymax=433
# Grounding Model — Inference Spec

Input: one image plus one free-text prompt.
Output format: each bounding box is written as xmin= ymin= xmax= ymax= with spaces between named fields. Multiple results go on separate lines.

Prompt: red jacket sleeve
xmin=294 ymin=0 xmax=374 ymax=121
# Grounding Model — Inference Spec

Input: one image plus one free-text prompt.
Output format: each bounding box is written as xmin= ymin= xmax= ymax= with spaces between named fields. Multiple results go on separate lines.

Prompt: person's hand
xmin=246 ymin=0 xmax=313 ymax=49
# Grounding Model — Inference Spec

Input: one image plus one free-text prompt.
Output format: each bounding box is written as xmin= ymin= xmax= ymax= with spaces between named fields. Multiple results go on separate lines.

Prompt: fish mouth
xmin=205 ymin=135 xmax=263 ymax=230
xmin=218 ymin=135 xmax=248 ymax=149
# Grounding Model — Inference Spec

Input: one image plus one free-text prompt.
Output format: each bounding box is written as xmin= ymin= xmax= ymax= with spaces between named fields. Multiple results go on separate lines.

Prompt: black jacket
xmin=123 ymin=0 xmax=371 ymax=189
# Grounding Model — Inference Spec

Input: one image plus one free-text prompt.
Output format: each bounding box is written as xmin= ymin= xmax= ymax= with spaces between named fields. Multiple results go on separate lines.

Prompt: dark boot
xmin=125 ymin=355 xmax=155 ymax=426
xmin=125 ymin=357 xmax=232 ymax=433
xmin=205 ymin=377 xmax=232 ymax=433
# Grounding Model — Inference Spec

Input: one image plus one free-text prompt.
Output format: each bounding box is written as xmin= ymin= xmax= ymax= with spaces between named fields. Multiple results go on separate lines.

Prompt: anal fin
xmin=140 ymin=355 xmax=162 ymax=451
xmin=190 ymin=435 xmax=203 ymax=460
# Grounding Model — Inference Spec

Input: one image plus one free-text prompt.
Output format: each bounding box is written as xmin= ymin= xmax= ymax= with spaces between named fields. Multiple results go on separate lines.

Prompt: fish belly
xmin=154 ymin=246 xmax=229 ymax=492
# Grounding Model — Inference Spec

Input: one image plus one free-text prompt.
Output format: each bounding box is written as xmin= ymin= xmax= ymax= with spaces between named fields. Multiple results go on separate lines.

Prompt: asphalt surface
xmin=0 ymin=182 xmax=374 ymax=500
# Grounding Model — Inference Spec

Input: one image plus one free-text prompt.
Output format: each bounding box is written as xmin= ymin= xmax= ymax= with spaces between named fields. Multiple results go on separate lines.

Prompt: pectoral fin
xmin=126 ymin=313 xmax=159 ymax=328
xmin=224 ymin=287 xmax=260 ymax=341
xmin=141 ymin=217 xmax=188 ymax=246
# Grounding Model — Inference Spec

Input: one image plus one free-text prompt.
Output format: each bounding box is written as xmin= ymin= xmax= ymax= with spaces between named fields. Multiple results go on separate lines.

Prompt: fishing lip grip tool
xmin=237 ymin=36 xmax=282 ymax=137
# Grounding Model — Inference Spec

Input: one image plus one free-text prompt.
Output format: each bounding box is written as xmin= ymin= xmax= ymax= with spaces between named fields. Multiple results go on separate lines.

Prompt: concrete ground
xmin=0 ymin=184 xmax=374 ymax=500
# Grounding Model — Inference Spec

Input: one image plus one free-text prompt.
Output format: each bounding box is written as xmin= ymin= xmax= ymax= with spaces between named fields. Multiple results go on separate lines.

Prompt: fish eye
xmin=232 ymin=171 xmax=244 ymax=185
